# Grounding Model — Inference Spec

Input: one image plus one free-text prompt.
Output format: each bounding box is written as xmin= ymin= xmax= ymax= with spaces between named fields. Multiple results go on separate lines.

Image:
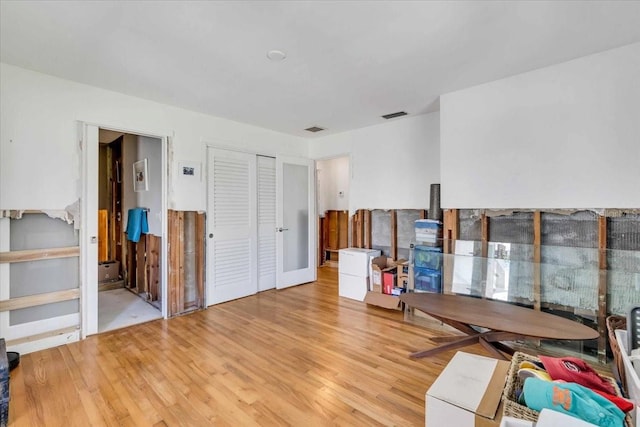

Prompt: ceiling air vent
xmin=305 ymin=126 xmax=325 ymax=133
xmin=382 ymin=111 xmax=408 ymax=119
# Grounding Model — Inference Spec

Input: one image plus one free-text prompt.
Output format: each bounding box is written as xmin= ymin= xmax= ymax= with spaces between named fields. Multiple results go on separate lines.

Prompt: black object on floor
xmin=1 ymin=338 xmax=8 ymax=427
xmin=7 ymin=352 xmax=19 ymax=372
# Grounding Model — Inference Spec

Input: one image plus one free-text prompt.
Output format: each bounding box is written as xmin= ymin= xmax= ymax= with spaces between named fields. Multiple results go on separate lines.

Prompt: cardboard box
xmin=363 ymin=291 xmax=402 ymax=310
xmin=397 ymin=261 xmax=409 ymax=274
xmin=370 ymin=257 xmax=407 ymax=291
xmin=426 ymin=351 xmax=509 ymax=427
xmin=98 ymin=260 xmax=120 ymax=282
xmin=366 ymin=257 xmax=407 ymax=310
xmin=397 ymin=275 xmax=409 ymax=289
xmin=397 ymin=260 xmax=409 ymax=288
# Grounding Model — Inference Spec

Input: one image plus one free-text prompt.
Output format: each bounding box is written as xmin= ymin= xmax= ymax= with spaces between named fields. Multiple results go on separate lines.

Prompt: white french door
xmin=276 ymin=156 xmax=316 ymax=289
xmin=206 ymin=148 xmax=257 ymax=305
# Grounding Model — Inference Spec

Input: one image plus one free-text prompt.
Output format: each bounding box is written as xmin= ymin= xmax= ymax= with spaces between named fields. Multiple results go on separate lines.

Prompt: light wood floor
xmin=8 ymin=267 xmax=491 ymax=427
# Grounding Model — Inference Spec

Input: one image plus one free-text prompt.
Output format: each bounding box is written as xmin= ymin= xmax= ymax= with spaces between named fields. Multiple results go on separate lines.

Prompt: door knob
xmin=209 ymin=233 xmax=213 ymax=238
xmin=277 ymin=227 xmax=289 ymax=232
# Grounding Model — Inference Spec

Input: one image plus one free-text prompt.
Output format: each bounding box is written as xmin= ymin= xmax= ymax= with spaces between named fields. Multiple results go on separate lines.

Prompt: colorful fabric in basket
xmin=539 ymin=355 xmax=617 ymax=396
xmin=589 ymin=390 xmax=635 ymax=413
xmin=523 ymin=377 xmax=625 ymax=427
xmin=518 ymin=367 xmax=553 ymax=382
xmin=517 ymin=358 xmax=634 ymax=413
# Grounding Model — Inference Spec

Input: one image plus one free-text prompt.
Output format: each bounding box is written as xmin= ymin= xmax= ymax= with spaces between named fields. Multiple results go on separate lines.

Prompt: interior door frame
xmin=80 ymin=121 xmax=170 ymax=337
xmin=313 ymin=153 xmax=352 ymax=258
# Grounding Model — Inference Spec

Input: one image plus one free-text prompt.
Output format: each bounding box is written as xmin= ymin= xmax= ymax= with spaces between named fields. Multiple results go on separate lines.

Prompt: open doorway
xmin=97 ymin=130 xmax=162 ymax=333
xmin=316 ymin=156 xmax=350 ymax=267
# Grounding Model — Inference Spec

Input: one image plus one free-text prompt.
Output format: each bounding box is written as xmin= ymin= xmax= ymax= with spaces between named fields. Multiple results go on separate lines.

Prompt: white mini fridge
xmin=338 ymin=248 xmax=381 ymax=301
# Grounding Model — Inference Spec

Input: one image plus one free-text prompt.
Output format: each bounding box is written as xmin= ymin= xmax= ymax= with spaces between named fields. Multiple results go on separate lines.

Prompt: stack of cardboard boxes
xmin=364 ymin=256 xmax=408 ymax=310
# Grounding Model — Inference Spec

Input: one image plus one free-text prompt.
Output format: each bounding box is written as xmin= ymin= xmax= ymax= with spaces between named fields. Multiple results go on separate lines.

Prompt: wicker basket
xmin=502 ymin=351 xmax=632 ymax=427
xmin=607 ymin=315 xmax=628 ymax=392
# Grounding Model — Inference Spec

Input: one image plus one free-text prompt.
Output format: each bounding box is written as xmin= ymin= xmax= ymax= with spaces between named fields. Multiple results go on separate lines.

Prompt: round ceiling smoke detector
xmin=267 ymin=50 xmax=287 ymax=61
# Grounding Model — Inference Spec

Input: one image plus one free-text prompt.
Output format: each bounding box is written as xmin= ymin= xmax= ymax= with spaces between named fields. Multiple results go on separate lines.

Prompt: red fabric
xmin=591 ymin=389 xmax=635 ymax=413
xmin=539 ymin=356 xmax=617 ymax=396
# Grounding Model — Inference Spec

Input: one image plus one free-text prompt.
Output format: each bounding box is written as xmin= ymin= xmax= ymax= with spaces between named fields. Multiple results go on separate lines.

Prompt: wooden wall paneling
xmin=177 ymin=211 xmax=185 ymax=314
xmin=480 ymin=213 xmax=489 ymax=257
xmin=420 ymin=210 xmax=428 ymax=220
xmin=110 ymin=181 xmax=117 ymax=260
xmin=364 ymin=210 xmax=372 ymax=249
xmin=168 ymin=210 xmax=179 ymax=316
xmin=136 ymin=235 xmax=147 ymax=294
xmin=390 ymin=210 xmax=398 ymax=260
xmin=318 ymin=216 xmax=325 ymax=266
xmin=323 ymin=210 xmax=344 ymax=263
xmin=597 ymin=215 xmax=608 ymax=363
xmin=121 ymin=234 xmax=127 ymax=286
xmin=442 ymin=209 xmax=459 ymax=294
xmin=442 ymin=209 xmax=459 ymax=255
xmin=533 ymin=211 xmax=542 ymax=311
xmin=338 ymin=211 xmax=349 ymax=249
xmin=195 ymin=212 xmax=206 ymax=309
xmin=147 ymin=235 xmax=160 ymax=302
xmin=126 ymin=239 xmax=136 ymax=289
xmin=349 ymin=212 xmax=358 ymax=248
xmin=480 ymin=213 xmax=489 ymax=297
xmin=358 ymin=209 xmax=367 ymax=248
xmin=111 ymin=137 xmax=123 ymax=263
xmin=353 ymin=210 xmax=362 ymax=248
xmin=98 ymin=209 xmax=108 ymax=262
xmin=320 ymin=210 xmax=350 ymax=264
xmin=327 ymin=211 xmax=338 ymax=250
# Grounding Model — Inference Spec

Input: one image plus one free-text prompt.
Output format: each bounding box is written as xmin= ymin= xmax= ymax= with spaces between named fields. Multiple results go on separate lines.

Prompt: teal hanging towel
xmin=126 ymin=208 xmax=149 ymax=243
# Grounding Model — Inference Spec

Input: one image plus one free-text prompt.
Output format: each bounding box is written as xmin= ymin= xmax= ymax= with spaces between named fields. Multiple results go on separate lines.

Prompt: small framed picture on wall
xmin=179 ymin=161 xmax=201 ymax=181
xmin=133 ymin=158 xmax=149 ymax=192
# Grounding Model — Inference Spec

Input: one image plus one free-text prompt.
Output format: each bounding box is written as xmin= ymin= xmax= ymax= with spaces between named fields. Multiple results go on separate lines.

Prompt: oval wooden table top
xmin=400 ymin=292 xmax=599 ymax=340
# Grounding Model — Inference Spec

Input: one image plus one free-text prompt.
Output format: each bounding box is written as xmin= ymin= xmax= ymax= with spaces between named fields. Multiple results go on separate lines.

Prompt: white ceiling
xmin=2 ymin=1 xmax=640 ymax=138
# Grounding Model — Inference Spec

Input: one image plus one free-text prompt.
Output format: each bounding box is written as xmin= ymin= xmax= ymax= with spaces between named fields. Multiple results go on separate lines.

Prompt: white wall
xmin=316 ymin=156 xmax=349 ymax=214
xmin=0 ymin=63 xmax=308 ymax=211
xmin=309 ymin=112 xmax=440 ymax=213
xmin=441 ymin=43 xmax=640 ymax=209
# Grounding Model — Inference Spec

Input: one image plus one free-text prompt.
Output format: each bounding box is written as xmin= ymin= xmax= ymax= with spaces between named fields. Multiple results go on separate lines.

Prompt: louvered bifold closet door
xmin=257 ymin=156 xmax=276 ymax=291
xmin=206 ymin=148 xmax=257 ymax=305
